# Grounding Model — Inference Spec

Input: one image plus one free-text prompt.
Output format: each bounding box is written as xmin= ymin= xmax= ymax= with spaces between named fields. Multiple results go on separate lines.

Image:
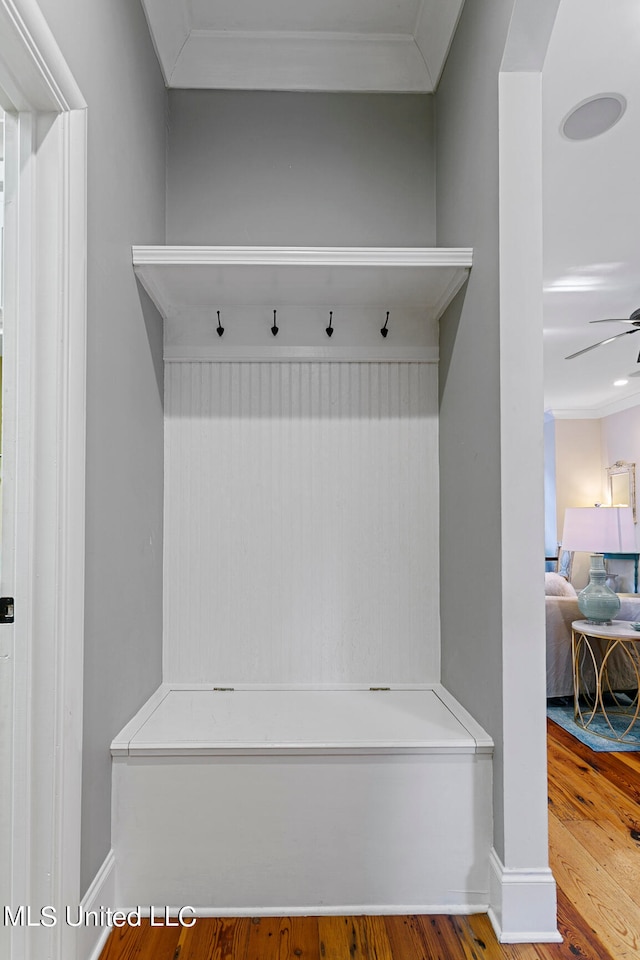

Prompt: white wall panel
xmin=164 ymin=362 xmax=439 ymax=683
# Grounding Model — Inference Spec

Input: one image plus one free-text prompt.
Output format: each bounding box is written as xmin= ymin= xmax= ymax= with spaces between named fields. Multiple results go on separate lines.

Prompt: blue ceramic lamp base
xmin=577 ymin=554 xmax=621 ymax=624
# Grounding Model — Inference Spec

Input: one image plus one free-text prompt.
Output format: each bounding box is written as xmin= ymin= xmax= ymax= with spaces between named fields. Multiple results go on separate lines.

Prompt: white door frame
xmin=0 ymin=2 xmax=86 ymax=958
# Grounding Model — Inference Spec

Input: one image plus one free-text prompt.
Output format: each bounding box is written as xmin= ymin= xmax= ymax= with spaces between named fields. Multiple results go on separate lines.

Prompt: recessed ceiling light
xmin=561 ymin=94 xmax=626 ymax=141
xmin=614 ymin=379 xmax=628 ymax=387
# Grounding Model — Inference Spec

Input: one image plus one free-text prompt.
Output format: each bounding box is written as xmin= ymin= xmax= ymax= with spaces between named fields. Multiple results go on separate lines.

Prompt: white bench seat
xmin=112 ymin=685 xmax=493 ymax=757
xmin=111 ymin=685 xmax=493 ymax=915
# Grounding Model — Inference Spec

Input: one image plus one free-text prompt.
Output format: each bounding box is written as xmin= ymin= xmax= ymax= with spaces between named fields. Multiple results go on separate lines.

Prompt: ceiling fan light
xmin=613 ymin=379 xmax=628 ymax=387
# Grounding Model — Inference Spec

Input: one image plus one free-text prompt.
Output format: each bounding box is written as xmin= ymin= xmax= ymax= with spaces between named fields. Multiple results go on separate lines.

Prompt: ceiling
xmin=543 ymin=0 xmax=640 ymax=418
xmin=140 ymin=0 xmax=465 ymax=92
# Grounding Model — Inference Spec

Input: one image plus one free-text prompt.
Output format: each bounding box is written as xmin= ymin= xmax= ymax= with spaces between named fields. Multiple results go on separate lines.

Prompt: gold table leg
xmin=571 ymin=628 xmax=640 ymax=743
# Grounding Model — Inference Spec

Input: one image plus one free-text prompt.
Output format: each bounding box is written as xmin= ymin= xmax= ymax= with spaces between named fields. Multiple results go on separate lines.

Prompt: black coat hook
xmin=216 ymin=310 xmax=224 ymax=337
xmin=326 ymin=310 xmax=334 ymax=338
xmin=380 ymin=311 xmax=390 ymax=338
xmin=271 ymin=309 xmax=279 ymax=337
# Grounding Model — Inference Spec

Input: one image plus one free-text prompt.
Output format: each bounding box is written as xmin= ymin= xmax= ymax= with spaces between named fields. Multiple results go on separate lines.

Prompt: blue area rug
xmin=547 ymin=696 xmax=640 ymax=752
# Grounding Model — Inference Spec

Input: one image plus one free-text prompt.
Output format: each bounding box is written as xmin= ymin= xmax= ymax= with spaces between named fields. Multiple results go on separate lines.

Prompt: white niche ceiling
xmin=140 ymin=0 xmax=467 ymax=92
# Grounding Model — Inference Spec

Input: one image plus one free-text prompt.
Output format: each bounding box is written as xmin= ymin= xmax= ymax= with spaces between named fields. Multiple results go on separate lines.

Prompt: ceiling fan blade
xmin=565 ymin=328 xmax=640 ymax=360
xmin=589 ymin=318 xmax=637 ymax=324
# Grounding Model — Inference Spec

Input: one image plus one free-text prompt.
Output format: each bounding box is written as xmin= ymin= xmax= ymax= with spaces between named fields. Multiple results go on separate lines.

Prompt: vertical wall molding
xmin=164 ymin=362 xmax=439 ymax=684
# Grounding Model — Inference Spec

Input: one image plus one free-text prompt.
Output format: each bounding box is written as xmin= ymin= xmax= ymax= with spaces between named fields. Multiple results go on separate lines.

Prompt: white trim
xmin=116 ymin=745 xmax=485 ymax=758
xmin=550 ymin=391 xmax=640 ymax=420
xmin=158 ymin=681 xmax=438 ymax=691
xmin=86 ymin=930 xmax=112 ymax=960
xmin=123 ymin=903 xmax=489 ymax=918
xmin=110 ymin=683 xmax=172 ymax=755
xmin=0 ymin=104 xmax=24 ymax=960
xmin=487 ymin=849 xmax=562 ymax=943
xmin=79 ymin=851 xmax=116 ymax=960
xmin=549 ymin=408 xmax=602 ymax=420
xmin=433 ymin=685 xmax=496 ymax=751
xmin=53 ymin=104 xmax=88 ymax=960
xmin=164 ymin=346 xmax=439 ymax=363
xmin=0 ymin=0 xmax=84 ymax=110
xmin=0 ymin=4 xmax=87 ymax=959
xmin=132 ymin=245 xmax=474 ymax=268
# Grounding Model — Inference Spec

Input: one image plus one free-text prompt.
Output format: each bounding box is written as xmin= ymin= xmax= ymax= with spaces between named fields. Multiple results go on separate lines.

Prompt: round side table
xmin=571 ymin=620 xmax=640 ymax=743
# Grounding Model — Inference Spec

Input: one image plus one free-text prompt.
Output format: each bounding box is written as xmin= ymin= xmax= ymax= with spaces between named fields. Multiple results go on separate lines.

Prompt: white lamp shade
xmin=561 ymin=506 xmax=636 ymax=553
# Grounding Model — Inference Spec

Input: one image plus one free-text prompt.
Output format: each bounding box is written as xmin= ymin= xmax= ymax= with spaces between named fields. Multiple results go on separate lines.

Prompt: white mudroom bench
xmin=111 ymin=684 xmax=493 ymax=916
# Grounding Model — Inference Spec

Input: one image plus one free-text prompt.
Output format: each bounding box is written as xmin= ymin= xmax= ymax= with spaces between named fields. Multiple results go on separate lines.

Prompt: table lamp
xmin=561 ymin=506 xmax=636 ymax=623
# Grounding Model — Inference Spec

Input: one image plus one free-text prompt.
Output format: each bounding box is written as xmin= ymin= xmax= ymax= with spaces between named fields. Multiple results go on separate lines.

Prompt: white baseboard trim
xmin=487 ymin=848 xmax=561 ymax=943
xmin=123 ymin=903 xmax=488 ymax=918
xmin=86 ymin=929 xmax=111 ymax=960
xmin=79 ymin=850 xmax=116 ymax=960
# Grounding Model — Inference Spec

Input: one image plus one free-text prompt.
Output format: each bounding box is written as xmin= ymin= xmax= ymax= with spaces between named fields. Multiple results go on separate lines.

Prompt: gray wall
xmin=167 ymin=91 xmax=436 ymax=246
xmin=436 ymin=0 xmax=516 ymax=862
xmin=36 ymin=0 xmax=167 ymax=892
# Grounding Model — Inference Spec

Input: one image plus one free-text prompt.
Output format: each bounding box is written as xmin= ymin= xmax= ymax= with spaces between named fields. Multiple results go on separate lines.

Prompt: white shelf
xmin=132 ymin=245 xmax=472 ymax=316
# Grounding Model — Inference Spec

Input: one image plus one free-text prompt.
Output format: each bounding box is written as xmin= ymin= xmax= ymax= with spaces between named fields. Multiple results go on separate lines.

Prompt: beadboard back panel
xmin=164 ymin=362 xmax=439 ymax=683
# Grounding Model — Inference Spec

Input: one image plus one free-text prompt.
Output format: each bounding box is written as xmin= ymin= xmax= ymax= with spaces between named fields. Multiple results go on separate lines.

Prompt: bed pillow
xmin=545 ymin=572 xmax=577 ymax=597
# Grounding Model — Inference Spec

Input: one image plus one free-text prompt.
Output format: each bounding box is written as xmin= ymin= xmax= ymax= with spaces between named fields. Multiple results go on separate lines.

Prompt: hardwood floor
xmin=99 ymin=719 xmax=640 ymax=960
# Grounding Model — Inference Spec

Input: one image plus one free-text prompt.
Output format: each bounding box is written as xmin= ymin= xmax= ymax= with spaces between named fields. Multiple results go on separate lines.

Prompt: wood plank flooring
xmin=99 ymin=719 xmax=640 ymax=960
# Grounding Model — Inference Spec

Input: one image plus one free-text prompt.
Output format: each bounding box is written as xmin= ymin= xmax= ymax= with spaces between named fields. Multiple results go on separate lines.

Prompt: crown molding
xmin=548 ymin=391 xmax=640 ymax=420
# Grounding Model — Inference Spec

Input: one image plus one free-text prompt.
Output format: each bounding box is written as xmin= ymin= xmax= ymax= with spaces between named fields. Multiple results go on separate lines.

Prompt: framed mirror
xmin=607 ymin=460 xmax=636 ymax=523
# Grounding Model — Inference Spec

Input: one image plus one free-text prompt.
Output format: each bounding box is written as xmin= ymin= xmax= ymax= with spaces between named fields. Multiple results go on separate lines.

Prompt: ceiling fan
xmin=565 ymin=307 xmax=640 ymax=360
